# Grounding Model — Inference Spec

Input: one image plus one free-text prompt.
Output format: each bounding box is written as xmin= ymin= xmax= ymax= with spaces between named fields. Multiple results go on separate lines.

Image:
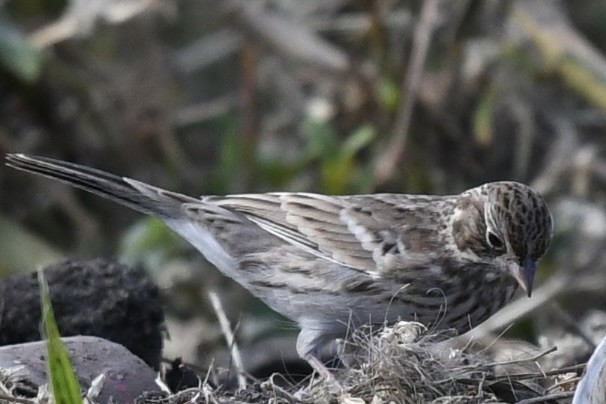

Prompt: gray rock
xmin=0 ymin=336 xmax=161 ymax=403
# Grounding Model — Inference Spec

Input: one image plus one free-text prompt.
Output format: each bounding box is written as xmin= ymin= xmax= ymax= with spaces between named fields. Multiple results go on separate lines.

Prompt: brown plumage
xmin=5 ymin=154 xmax=553 ymax=381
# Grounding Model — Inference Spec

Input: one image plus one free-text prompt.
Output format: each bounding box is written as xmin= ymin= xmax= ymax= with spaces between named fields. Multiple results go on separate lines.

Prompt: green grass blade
xmin=38 ymin=269 xmax=83 ymax=404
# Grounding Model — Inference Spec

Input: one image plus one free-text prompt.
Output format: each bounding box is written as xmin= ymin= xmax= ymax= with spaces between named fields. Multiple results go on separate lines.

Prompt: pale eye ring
xmin=487 ymin=232 xmax=504 ymax=250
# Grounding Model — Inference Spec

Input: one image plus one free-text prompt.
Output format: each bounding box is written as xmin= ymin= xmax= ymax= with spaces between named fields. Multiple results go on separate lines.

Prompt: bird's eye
xmin=487 ymin=232 xmax=504 ymax=250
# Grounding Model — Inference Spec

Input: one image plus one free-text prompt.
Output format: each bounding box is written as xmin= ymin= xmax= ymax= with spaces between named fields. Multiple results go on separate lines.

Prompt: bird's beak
xmin=507 ymin=257 xmax=536 ymax=298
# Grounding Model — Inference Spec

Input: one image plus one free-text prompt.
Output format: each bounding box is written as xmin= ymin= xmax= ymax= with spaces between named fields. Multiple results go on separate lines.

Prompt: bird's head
xmin=452 ymin=181 xmax=553 ymax=297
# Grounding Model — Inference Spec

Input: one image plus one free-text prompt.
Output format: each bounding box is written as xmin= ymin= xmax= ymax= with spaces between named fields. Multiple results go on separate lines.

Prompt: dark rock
xmin=0 ymin=259 xmax=164 ymax=368
xmin=164 ymin=357 xmax=201 ymax=392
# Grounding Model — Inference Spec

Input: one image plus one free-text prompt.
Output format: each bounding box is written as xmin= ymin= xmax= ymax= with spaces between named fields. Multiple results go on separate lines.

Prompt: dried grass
xmin=300 ymin=322 xmax=576 ymax=403
xmin=147 ymin=320 xmax=580 ymax=402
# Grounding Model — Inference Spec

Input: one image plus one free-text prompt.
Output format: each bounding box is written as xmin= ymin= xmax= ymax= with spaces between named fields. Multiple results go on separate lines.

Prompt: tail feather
xmin=5 ymin=154 xmax=195 ymax=217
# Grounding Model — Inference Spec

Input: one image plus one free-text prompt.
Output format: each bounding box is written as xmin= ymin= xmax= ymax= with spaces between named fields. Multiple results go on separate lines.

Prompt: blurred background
xmin=1 ymin=0 xmax=606 ymax=381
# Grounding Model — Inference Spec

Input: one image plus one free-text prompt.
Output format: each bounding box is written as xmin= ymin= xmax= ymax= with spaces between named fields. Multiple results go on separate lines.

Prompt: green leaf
xmin=473 ymin=86 xmax=496 ymax=147
xmin=118 ymin=217 xmax=185 ymax=271
xmin=320 ymin=125 xmax=375 ymax=194
xmin=301 ymin=117 xmax=339 ymax=159
xmin=0 ymin=13 xmax=42 ymax=82
xmin=340 ymin=124 xmax=375 ymax=159
xmin=377 ymin=76 xmax=399 ymax=111
xmin=257 ymin=157 xmax=301 ymax=188
xmin=207 ymin=122 xmax=245 ymax=193
xmin=39 ymin=270 xmax=83 ymax=404
xmin=321 ymin=157 xmax=352 ymax=194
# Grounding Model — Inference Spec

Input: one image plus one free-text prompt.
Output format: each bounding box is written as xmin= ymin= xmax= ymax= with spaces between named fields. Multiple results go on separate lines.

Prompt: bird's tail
xmin=5 ymin=154 xmax=198 ymax=217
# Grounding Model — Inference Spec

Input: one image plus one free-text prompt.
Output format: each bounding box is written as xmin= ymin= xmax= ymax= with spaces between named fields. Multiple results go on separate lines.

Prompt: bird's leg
xmin=304 ymin=354 xmax=341 ymax=387
xmin=296 ymin=327 xmax=342 ymax=389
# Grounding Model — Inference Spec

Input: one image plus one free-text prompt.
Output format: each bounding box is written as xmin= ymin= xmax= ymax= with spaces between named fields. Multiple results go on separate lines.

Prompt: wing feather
xmin=200 ymin=192 xmax=445 ymax=273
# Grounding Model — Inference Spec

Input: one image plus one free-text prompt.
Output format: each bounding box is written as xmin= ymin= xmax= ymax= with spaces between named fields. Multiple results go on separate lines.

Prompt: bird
xmin=5 ymin=153 xmax=553 ymax=382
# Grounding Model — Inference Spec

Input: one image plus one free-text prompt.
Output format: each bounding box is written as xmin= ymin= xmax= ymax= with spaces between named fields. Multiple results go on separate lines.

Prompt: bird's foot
xmin=305 ymin=354 xmax=343 ymax=391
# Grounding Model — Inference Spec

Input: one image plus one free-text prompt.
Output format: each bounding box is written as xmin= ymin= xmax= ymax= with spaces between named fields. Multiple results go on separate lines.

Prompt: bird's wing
xmin=5 ymin=154 xmax=443 ymax=276
xmin=185 ymin=192 xmax=442 ymax=274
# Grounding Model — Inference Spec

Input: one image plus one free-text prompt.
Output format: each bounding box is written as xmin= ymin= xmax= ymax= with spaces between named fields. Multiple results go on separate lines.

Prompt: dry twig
xmin=374 ymin=0 xmax=443 ymax=185
xmin=207 ymin=290 xmax=246 ymax=390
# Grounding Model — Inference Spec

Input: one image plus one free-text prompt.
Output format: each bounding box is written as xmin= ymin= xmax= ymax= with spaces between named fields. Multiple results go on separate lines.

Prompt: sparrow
xmin=5 ymin=154 xmax=553 ymax=381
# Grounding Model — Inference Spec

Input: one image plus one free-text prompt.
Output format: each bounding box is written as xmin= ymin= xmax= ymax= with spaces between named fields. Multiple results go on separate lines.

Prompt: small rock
xmin=0 ymin=336 xmax=161 ymax=403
